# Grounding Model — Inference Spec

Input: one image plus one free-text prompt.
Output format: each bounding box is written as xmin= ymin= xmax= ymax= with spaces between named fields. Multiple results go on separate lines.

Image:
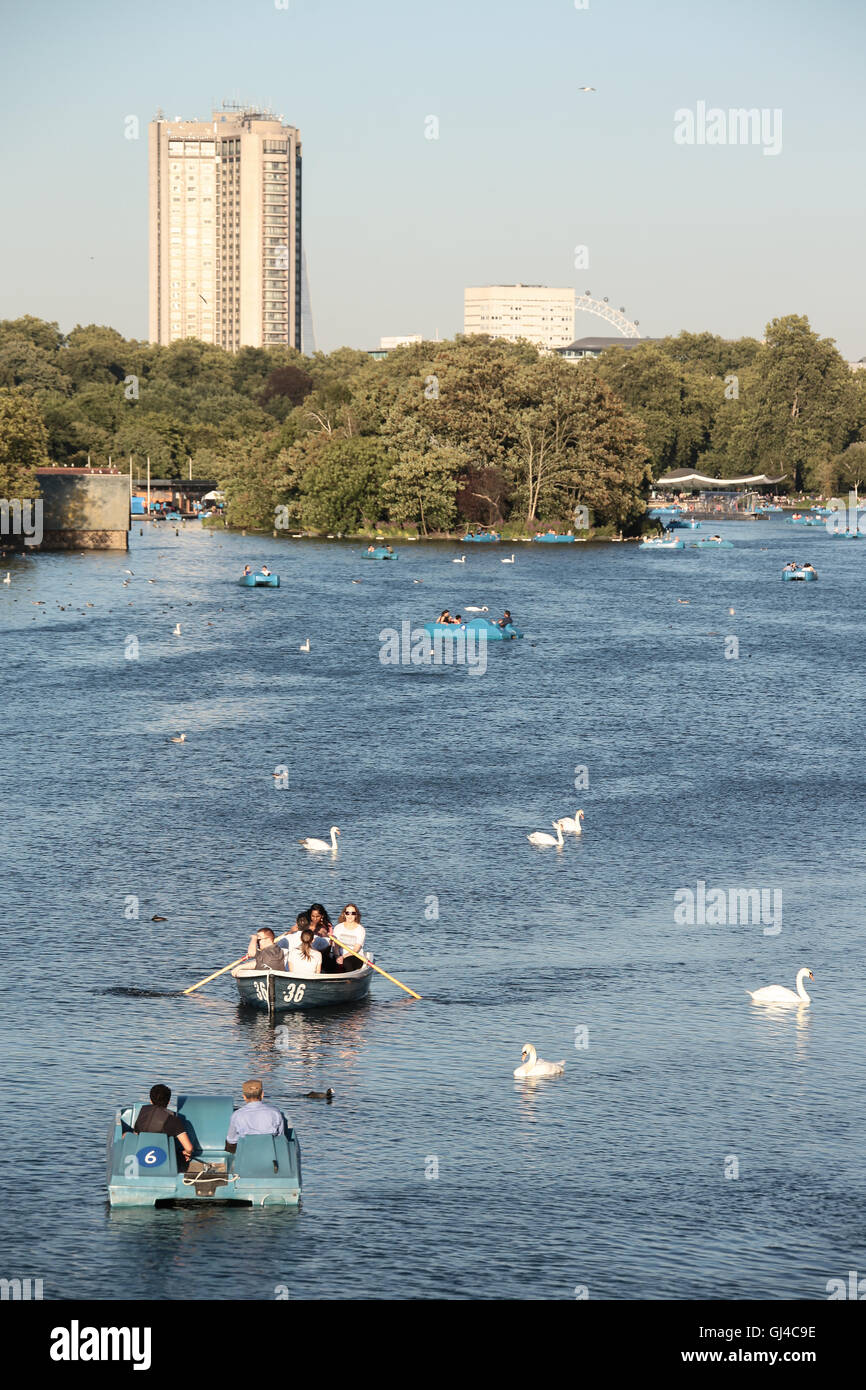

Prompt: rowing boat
xmin=235 ymin=962 xmax=374 ymax=1012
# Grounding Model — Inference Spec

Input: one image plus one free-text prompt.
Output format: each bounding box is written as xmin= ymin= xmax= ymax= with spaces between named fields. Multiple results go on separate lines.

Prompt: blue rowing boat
xmin=107 ymin=1095 xmax=302 ymax=1207
xmin=235 ymin=962 xmax=374 ymax=1012
xmin=239 ymin=574 xmax=280 ymax=587
xmin=423 ymin=616 xmax=523 ymax=641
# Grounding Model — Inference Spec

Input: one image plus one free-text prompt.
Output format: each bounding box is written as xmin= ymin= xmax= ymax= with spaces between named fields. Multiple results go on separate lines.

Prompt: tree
xmin=296 ymin=437 xmax=389 ymax=531
xmin=0 ymin=388 xmax=49 ymax=496
xmin=594 ymin=342 xmax=717 ymax=478
xmin=826 ymin=441 xmax=866 ymax=497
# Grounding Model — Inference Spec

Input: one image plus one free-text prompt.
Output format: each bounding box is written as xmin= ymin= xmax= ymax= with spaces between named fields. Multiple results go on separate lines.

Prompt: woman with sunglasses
xmin=334 ymin=904 xmax=366 ymax=973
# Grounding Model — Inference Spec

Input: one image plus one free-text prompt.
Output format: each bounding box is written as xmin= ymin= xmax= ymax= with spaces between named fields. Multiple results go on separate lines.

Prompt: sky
xmin=1 ymin=0 xmax=865 ymax=356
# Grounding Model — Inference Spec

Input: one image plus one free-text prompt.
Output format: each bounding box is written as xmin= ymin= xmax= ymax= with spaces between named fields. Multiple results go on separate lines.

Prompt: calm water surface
xmin=1 ymin=518 xmax=864 ymax=1299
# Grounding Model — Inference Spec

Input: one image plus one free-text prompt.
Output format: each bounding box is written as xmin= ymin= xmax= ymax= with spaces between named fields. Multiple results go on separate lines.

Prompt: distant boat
xmin=239 ymin=573 xmax=280 ymax=587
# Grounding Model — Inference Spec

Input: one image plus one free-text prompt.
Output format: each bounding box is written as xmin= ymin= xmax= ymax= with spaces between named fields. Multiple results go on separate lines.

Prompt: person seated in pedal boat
xmin=261 ymin=564 xmax=271 ymax=576
xmin=225 ymin=1079 xmax=286 ymax=1154
xmin=497 ymin=609 xmax=514 ymax=629
xmin=783 ymin=560 xmax=799 ymax=572
xmin=708 ymin=534 xmax=723 ymax=542
xmin=242 ymin=564 xmax=252 ymax=576
xmin=134 ymin=1083 xmax=194 ymax=1165
xmin=803 ymin=562 xmax=818 ymax=575
xmin=289 ymin=929 xmax=323 ymax=977
xmin=234 ymin=928 xmax=286 ymax=975
xmin=367 ymin=545 xmax=376 ymax=553
xmin=334 ymin=903 xmax=366 ymax=973
xmin=436 ymin=610 xmax=451 ymax=624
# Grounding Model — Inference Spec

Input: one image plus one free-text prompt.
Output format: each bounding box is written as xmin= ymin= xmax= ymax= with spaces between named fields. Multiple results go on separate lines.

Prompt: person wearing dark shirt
xmin=134 ymin=1084 xmax=194 ymax=1163
xmin=498 ymin=610 xmax=514 ymax=629
xmin=247 ymin=928 xmax=287 ymax=971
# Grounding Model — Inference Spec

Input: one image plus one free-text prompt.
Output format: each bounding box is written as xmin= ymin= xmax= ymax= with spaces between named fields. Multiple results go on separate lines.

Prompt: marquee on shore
xmin=654 ymin=471 xmax=787 ymax=489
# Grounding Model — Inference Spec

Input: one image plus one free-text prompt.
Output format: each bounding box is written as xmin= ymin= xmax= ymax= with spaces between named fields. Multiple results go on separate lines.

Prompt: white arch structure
xmin=575 ymin=294 xmax=641 ymax=338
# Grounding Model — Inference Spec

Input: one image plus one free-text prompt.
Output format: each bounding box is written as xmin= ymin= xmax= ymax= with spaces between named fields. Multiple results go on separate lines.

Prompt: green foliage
xmin=0 ymin=388 xmax=49 ymax=495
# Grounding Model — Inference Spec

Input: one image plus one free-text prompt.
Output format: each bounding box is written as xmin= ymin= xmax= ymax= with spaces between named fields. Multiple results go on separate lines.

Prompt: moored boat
xmin=239 ymin=573 xmax=280 ymax=587
xmin=235 ymin=962 xmax=374 ymax=1012
xmin=639 ymin=537 xmax=684 ymax=550
xmin=531 ymin=534 xmax=576 ymax=543
xmin=107 ymin=1094 xmax=302 ymax=1207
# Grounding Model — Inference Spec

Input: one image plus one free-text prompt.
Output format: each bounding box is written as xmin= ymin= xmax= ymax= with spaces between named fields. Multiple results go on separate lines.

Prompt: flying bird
xmin=579 ymin=86 xmax=596 ymax=93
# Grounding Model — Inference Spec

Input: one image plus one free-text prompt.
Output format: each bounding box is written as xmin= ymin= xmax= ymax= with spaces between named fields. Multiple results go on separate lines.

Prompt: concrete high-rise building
xmin=149 ymin=103 xmax=302 ymax=351
xmin=463 ymin=284 xmax=575 ymax=349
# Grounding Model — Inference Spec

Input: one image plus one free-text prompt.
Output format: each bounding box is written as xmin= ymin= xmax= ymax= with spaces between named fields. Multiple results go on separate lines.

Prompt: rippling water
xmin=1 ymin=517 xmax=864 ymax=1300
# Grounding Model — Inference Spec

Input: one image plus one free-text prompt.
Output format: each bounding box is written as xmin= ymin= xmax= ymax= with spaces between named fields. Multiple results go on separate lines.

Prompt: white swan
xmin=452 ymin=556 xmax=466 ymax=564
xmin=514 ymin=1043 xmax=565 ymax=1078
xmin=527 ymin=820 xmax=565 ymax=847
xmin=559 ymin=809 xmax=585 ymax=835
xmin=172 ymin=623 xmax=181 ymax=635
xmin=298 ymin=826 xmax=340 ymax=853
xmin=299 ymin=638 xmax=310 ymax=652
xmin=746 ymin=967 xmax=814 ymax=1006
xmin=501 ymin=554 xmax=515 ymax=564
xmin=464 ymin=606 xmax=489 ymax=613
xmin=2 ymin=573 xmax=10 ymax=584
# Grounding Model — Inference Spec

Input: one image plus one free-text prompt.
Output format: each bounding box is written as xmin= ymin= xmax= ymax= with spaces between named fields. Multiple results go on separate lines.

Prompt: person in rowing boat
xmin=225 ymin=1080 xmax=286 ymax=1153
xmin=308 ymin=902 xmax=339 ymax=973
xmin=134 ymin=1084 xmax=194 ymax=1165
xmin=334 ymin=903 xmax=366 ymax=973
xmin=289 ymin=929 xmax=323 ymax=977
xmin=240 ymin=928 xmax=287 ymax=973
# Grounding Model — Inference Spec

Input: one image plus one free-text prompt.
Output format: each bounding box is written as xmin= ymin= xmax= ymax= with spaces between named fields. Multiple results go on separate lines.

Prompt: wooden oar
xmin=331 ymin=935 xmax=422 ymax=1001
xmin=183 ymin=932 xmax=292 ymax=995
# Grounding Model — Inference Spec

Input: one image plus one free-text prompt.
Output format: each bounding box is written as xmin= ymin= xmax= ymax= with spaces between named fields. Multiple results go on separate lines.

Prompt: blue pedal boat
xmin=107 ymin=1095 xmax=302 ymax=1207
xmin=782 ymin=568 xmax=818 ymax=581
xmin=693 ymin=538 xmax=734 ymax=549
xmin=532 ymin=534 xmax=576 ymax=543
xmin=639 ymin=537 xmax=684 ymax=550
xmin=239 ymin=573 xmax=280 ymax=586
xmin=235 ymin=962 xmax=374 ymax=1012
xmin=461 ymin=532 xmax=500 ymax=542
xmin=362 ymin=547 xmax=397 ymax=560
xmin=423 ymin=616 xmax=523 ymax=641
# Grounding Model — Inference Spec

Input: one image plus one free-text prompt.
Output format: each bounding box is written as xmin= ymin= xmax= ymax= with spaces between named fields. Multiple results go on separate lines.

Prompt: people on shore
xmin=134 ymin=1084 xmax=195 ymax=1164
xmin=225 ymin=1080 xmax=286 ymax=1152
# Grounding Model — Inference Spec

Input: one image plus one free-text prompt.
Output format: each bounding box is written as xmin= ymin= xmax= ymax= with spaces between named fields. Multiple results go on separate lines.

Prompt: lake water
xmin=1 ymin=516 xmax=864 ymax=1300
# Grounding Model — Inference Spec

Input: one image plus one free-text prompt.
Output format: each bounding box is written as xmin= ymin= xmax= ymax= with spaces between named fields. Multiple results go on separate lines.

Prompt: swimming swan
xmin=514 ymin=1043 xmax=565 ymax=1078
xmin=172 ymin=623 xmax=181 ymax=635
xmin=746 ymin=967 xmax=814 ymax=1005
xmin=452 ymin=556 xmax=466 ymax=564
xmin=464 ymin=606 xmax=489 ymax=613
xmin=501 ymin=554 xmax=515 ymax=564
xmin=299 ymin=638 xmax=310 ymax=652
xmin=299 ymin=826 xmax=341 ymax=852
xmin=2 ymin=573 xmax=10 ymax=584
xmin=527 ymin=820 xmax=565 ymax=847
xmin=559 ymin=809 xmax=585 ymax=835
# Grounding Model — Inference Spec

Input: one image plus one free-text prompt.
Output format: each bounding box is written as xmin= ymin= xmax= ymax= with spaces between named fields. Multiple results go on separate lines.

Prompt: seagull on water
xmin=170 ymin=733 xmax=187 ymax=743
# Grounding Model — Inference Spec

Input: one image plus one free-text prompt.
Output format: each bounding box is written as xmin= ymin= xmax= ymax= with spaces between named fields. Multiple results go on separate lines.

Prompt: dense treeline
xmin=1 ymin=313 xmax=863 ymax=529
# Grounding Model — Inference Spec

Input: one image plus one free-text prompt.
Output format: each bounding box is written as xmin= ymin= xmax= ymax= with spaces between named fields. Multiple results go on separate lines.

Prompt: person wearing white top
xmin=289 ymin=929 xmax=322 ymax=977
xmin=334 ymin=904 xmax=366 ymax=973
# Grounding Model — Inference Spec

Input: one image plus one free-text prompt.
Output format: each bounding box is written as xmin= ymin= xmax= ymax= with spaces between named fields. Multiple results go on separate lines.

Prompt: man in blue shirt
xmin=225 ymin=1080 xmax=287 ymax=1153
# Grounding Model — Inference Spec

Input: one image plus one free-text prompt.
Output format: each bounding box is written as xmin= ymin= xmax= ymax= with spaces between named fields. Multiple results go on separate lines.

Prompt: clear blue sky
xmin=1 ymin=0 xmax=864 ymax=355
